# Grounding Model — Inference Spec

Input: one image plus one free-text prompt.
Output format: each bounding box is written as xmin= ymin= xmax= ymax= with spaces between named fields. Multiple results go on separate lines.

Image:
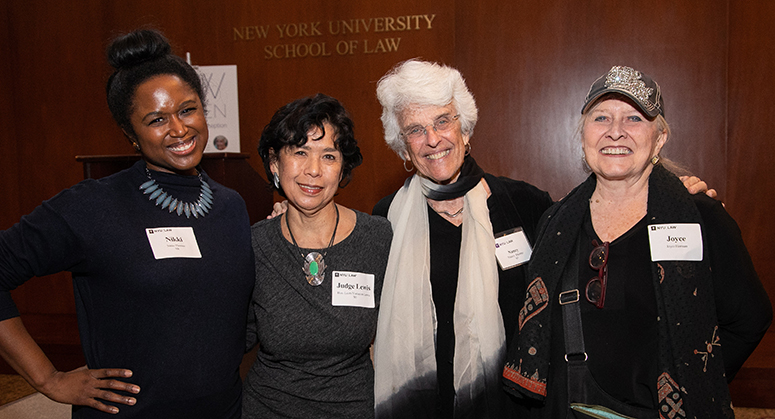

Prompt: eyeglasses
xmin=586 ymin=240 xmax=609 ymax=309
xmin=400 ymin=114 xmax=460 ymax=142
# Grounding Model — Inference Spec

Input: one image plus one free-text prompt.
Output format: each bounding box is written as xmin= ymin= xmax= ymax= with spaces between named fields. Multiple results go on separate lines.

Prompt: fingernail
xmin=110 ymin=407 xmax=119 ymax=414
xmin=131 ymin=386 xmax=140 ymax=393
xmin=127 ymin=397 xmax=136 ymax=405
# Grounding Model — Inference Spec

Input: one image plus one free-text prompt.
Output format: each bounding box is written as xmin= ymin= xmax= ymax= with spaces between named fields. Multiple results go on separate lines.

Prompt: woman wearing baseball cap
xmin=504 ymin=66 xmax=772 ymax=418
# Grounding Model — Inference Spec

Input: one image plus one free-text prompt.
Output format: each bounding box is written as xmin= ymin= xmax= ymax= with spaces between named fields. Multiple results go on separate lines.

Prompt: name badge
xmin=648 ymin=223 xmax=703 ymax=261
xmin=494 ymin=228 xmax=532 ymax=270
xmin=332 ymin=271 xmax=375 ymax=308
xmin=145 ymin=227 xmax=202 ymax=259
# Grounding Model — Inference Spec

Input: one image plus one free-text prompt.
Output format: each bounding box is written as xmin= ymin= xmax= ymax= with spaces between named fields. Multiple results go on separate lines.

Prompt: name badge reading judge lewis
xmin=648 ymin=223 xmax=703 ymax=261
xmin=146 ymin=227 xmax=202 ymax=259
xmin=332 ymin=271 xmax=375 ymax=308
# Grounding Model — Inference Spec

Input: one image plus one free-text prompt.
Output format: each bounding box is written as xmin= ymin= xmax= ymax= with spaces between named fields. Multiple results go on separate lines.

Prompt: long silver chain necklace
xmin=429 ymin=201 xmax=464 ymax=218
xmin=435 ymin=206 xmax=464 ymax=217
xmin=139 ymin=167 xmax=213 ymax=218
xmin=286 ymin=205 xmax=340 ymax=286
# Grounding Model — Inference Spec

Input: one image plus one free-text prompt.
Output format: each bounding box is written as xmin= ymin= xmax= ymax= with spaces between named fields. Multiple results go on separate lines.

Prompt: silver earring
xmin=272 ymin=172 xmax=280 ymax=189
xmin=465 ymin=142 xmax=471 ymax=156
xmin=403 ymin=159 xmax=414 ymax=172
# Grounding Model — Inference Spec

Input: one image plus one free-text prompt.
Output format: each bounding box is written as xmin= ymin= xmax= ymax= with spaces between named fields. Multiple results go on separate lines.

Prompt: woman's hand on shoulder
xmin=40 ymin=366 xmax=139 ymax=414
xmin=267 ymin=200 xmax=288 ymax=219
xmin=680 ymin=175 xmax=718 ymax=199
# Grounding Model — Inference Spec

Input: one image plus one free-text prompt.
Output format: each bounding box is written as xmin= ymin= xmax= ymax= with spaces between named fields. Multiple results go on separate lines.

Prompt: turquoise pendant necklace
xmin=139 ymin=167 xmax=213 ymax=218
xmin=286 ymin=205 xmax=340 ymax=286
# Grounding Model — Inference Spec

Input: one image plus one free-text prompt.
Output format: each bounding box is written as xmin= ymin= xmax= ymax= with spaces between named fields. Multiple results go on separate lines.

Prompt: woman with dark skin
xmin=0 ymin=29 xmax=254 ymax=417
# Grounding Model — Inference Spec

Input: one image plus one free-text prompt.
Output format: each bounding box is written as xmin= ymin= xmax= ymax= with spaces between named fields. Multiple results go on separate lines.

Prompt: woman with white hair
xmin=371 ymin=60 xmax=714 ymax=419
xmin=372 ymin=59 xmax=553 ymax=418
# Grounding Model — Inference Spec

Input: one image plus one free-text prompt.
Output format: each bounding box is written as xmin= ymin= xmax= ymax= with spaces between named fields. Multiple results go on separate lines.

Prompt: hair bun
xmin=107 ymin=29 xmax=172 ymax=70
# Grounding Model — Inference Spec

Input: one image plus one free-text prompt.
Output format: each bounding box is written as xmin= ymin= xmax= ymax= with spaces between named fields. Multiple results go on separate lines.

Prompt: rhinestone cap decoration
xmin=583 ymin=65 xmax=664 ymax=118
xmin=605 ymin=66 xmax=655 ymax=112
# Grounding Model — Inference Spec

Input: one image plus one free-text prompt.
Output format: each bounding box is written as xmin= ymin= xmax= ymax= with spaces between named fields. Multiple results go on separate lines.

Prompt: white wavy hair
xmin=376 ymin=59 xmax=479 ymax=158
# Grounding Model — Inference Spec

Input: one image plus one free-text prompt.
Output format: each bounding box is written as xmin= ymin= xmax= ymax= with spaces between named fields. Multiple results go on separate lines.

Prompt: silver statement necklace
xmin=286 ymin=205 xmax=340 ymax=286
xmin=139 ymin=167 xmax=213 ymax=218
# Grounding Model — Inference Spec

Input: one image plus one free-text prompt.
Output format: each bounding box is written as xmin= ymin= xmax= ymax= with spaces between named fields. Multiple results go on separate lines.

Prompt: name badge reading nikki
xmin=494 ymin=228 xmax=532 ymax=270
xmin=332 ymin=271 xmax=375 ymax=308
xmin=145 ymin=227 xmax=202 ymax=259
xmin=648 ymin=223 xmax=703 ymax=261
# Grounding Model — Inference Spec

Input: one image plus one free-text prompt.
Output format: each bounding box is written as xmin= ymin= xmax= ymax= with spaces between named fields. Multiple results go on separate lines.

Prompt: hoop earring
xmin=403 ymin=159 xmax=414 ymax=172
xmin=272 ymin=172 xmax=280 ymax=189
xmin=651 ymin=155 xmax=660 ymax=165
xmin=465 ymin=142 xmax=472 ymax=156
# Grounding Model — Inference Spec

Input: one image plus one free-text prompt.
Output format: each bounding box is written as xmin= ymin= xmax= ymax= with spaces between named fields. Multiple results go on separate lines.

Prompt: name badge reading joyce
xmin=648 ymin=223 xmax=703 ymax=261
xmin=494 ymin=228 xmax=532 ymax=270
xmin=332 ymin=271 xmax=375 ymax=308
xmin=145 ymin=227 xmax=202 ymax=259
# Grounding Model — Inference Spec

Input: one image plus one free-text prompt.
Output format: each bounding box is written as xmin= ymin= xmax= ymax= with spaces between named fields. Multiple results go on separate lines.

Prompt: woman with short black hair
xmin=243 ymin=94 xmax=392 ymax=419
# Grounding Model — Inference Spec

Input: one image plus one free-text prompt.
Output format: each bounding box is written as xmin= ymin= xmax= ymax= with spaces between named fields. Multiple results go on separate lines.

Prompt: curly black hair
xmin=258 ymin=94 xmax=363 ymax=196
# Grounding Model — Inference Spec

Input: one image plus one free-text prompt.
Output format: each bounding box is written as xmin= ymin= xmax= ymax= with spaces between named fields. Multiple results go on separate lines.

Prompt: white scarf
xmin=373 ymin=174 xmax=505 ymax=413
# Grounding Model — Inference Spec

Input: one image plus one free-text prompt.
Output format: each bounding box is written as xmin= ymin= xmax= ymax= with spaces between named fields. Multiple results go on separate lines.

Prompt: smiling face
xmin=399 ymin=103 xmax=469 ymax=185
xmin=270 ymin=122 xmax=343 ymax=215
xmin=128 ymin=74 xmax=208 ymax=175
xmin=582 ymin=97 xmax=667 ymax=183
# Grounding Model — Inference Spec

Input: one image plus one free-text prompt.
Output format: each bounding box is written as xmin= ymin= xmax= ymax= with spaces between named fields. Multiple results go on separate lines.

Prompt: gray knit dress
xmin=243 ymin=210 xmax=392 ymax=419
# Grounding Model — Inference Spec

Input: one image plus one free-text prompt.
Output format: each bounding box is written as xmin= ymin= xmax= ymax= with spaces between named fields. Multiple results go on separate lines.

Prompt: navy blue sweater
xmin=0 ymin=160 xmax=255 ymax=418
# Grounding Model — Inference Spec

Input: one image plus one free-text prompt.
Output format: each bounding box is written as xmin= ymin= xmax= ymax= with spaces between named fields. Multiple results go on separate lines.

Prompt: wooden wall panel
xmin=725 ymin=1 xmax=775 ymax=407
xmin=728 ymin=1 xmax=775 ymax=320
xmin=6 ymin=1 xmax=111 ymax=216
xmin=1 ymin=0 xmax=455 ymax=357
xmin=2 ymin=1 xmax=119 ymax=347
xmin=2 ymin=0 xmax=774 ymax=407
xmin=1 ymin=2 xmax=85 ymax=342
xmin=93 ymin=0 xmax=456 ymax=212
xmin=455 ymin=0 xmax=774 ymax=408
xmin=0 ymin=1 xmax=21 ymax=229
xmin=2 ymin=0 xmax=457 ymax=231
xmin=455 ymin=0 xmax=728 ymax=201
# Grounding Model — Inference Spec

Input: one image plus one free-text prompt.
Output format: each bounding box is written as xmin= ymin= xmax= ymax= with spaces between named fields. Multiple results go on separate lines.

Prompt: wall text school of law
xmin=233 ymin=14 xmax=437 ymax=59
